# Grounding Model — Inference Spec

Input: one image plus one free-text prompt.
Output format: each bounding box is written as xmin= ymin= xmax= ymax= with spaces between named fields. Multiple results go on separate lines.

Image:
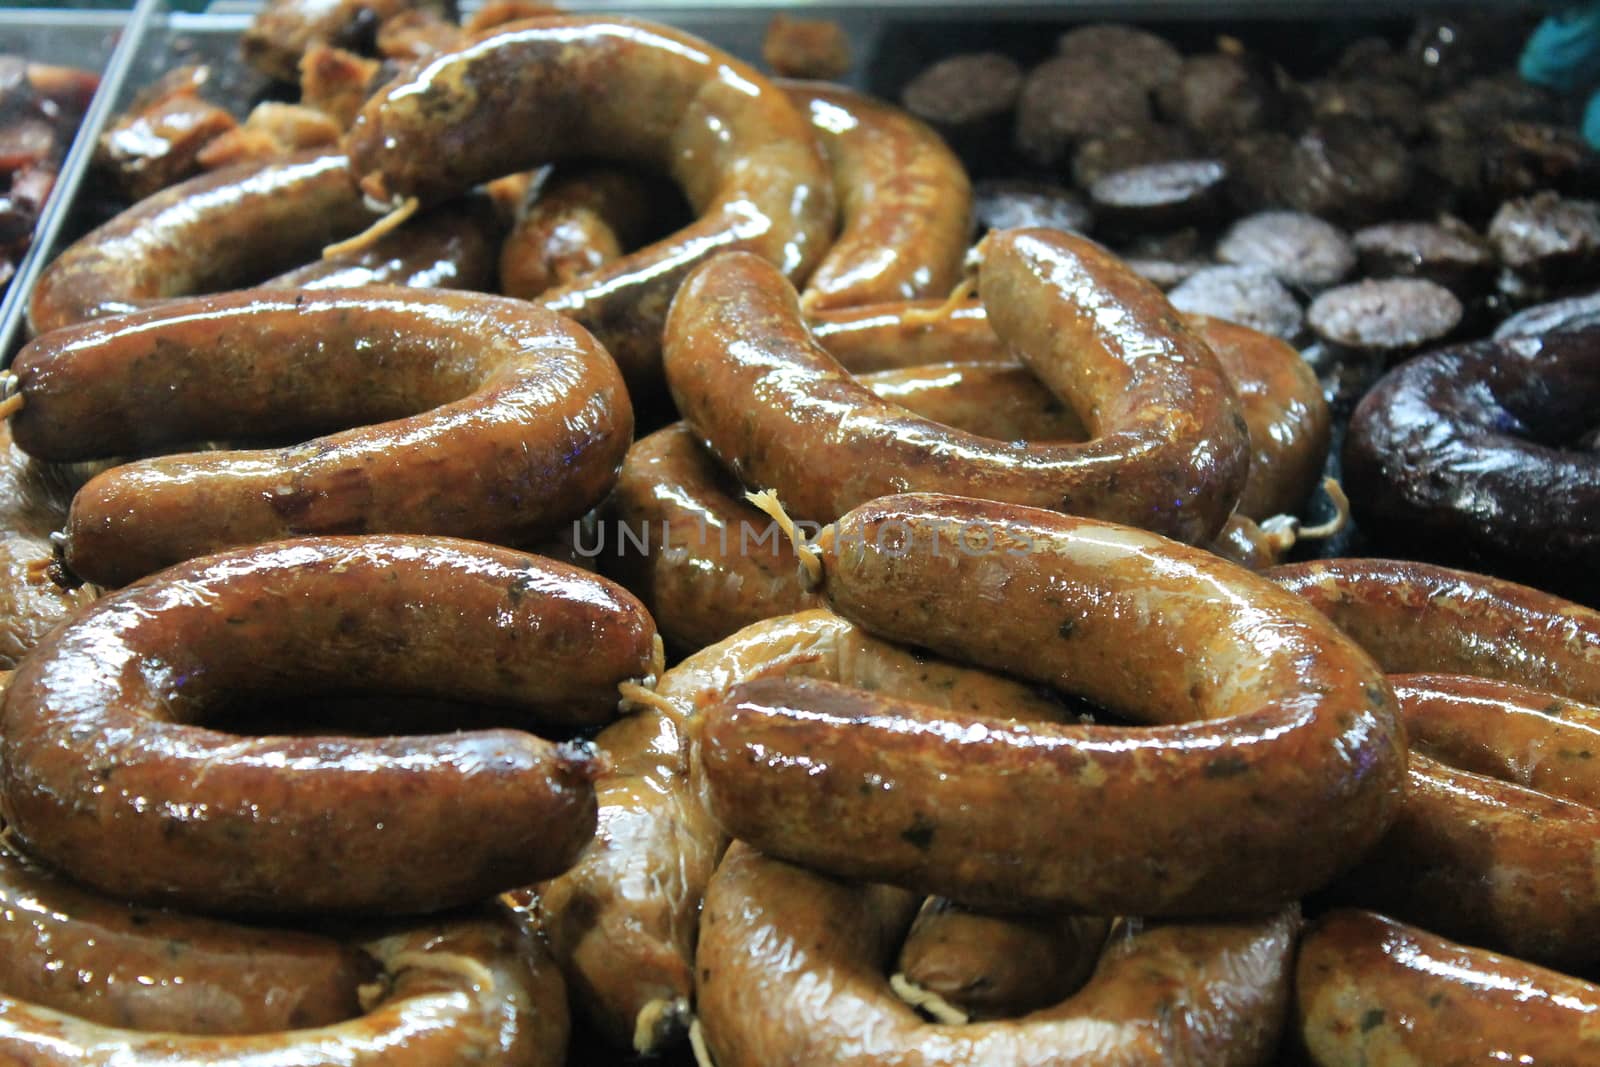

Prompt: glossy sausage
xmin=1297 ymin=909 xmax=1600 ymax=1066
xmin=499 ymin=166 xmax=681 ymax=301
xmin=700 ymin=493 xmax=1403 ymax=915
xmin=1266 ymin=558 xmax=1600 ymax=705
xmin=0 ymin=535 xmax=658 ymax=914
xmin=697 ymin=843 xmax=1299 ymax=1067
xmin=895 ymin=899 xmax=1110 ymax=1021
xmin=531 ymin=609 xmax=1072 ymax=1053
xmin=14 ymin=288 xmax=632 ymax=588
xmin=664 ymin=232 xmax=1247 ymax=543
xmin=0 ymin=916 xmax=568 ymax=1066
xmin=28 ymin=153 xmax=374 ymax=336
xmin=781 ymin=80 xmax=972 ymax=311
xmin=346 ymin=16 xmax=835 ymax=389
xmin=812 ymin=301 xmax=1326 ymax=521
xmin=0 ymin=840 xmax=373 ymax=1034
xmin=263 ymin=197 xmax=499 ymax=292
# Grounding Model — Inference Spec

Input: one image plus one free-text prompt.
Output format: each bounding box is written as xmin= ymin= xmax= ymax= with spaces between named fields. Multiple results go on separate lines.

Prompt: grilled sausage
xmin=698 ymin=843 xmax=1299 ymax=1067
xmin=346 ymin=15 xmax=835 ymax=389
xmin=13 ymin=288 xmax=631 ymax=588
xmin=781 ymin=80 xmax=972 ymax=311
xmin=1297 ymin=910 xmax=1600 ymax=1066
xmin=0 ymin=535 xmax=658 ymax=914
xmin=665 ymin=231 xmax=1248 ymax=543
xmin=700 ymin=493 xmax=1403 ymax=915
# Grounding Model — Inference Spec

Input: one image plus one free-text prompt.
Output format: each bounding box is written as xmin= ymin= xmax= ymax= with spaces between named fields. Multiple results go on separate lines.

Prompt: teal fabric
xmin=1521 ymin=3 xmax=1600 ymax=147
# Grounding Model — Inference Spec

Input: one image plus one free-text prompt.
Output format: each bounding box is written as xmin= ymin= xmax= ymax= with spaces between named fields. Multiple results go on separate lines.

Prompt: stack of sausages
xmin=0 ymin=5 xmax=1595 ymax=1065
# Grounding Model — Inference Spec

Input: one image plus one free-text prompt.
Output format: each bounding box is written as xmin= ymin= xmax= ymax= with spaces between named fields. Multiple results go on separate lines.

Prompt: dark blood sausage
xmin=697 ymin=843 xmax=1299 ymax=1067
xmin=532 ymin=610 xmax=1069 ymax=1053
xmin=1087 ymin=159 xmax=1229 ymax=236
xmin=1306 ymin=277 xmax=1462 ymax=357
xmin=13 ymin=288 xmax=632 ymax=588
xmin=499 ymin=167 xmax=681 ymax=301
xmin=345 ymin=16 xmax=835 ymax=389
xmin=1056 ymin=23 xmax=1181 ymax=91
xmin=1494 ymin=288 xmax=1600 ymax=339
xmin=0 ymin=840 xmax=373 ymax=1034
xmin=28 ymin=153 xmax=375 ymax=336
xmin=1015 ymin=56 xmax=1151 ymax=170
xmin=898 ymin=53 xmax=1022 ymax=171
xmin=1266 ymin=558 xmax=1600 ymax=704
xmin=700 ymin=494 xmax=1404 ymax=916
xmin=1341 ymin=329 xmax=1600 ymax=599
xmin=1487 ymin=192 xmax=1600 ymax=284
xmin=665 ymin=230 xmax=1248 ymax=545
xmin=0 ymin=535 xmax=660 ymax=914
xmin=1352 ymin=219 xmax=1492 ymax=293
xmin=1297 ymin=910 xmax=1600 ymax=1066
xmin=1216 ymin=211 xmax=1356 ymax=290
xmin=1157 ymin=51 xmax=1282 ymax=142
xmin=783 ymin=81 xmax=972 ymax=311
xmin=1071 ymin=124 xmax=1195 ymax=191
xmin=1167 ymin=265 xmax=1305 ymax=340
xmin=0 ymin=916 xmax=569 ymax=1066
xmin=894 ymin=900 xmax=1110 ymax=1020
xmin=263 ymin=197 xmax=499 ymax=292
xmin=973 ymin=179 xmax=1092 ymax=237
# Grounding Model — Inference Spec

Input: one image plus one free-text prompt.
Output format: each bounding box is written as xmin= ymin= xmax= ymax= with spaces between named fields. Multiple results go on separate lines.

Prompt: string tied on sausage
xmin=744 ymin=488 xmax=823 ymax=590
xmin=321 ymin=196 xmax=420 ymax=259
xmin=898 ymin=273 xmax=977 ymax=328
xmin=888 ymin=973 xmax=971 ymax=1025
xmin=619 ymin=633 xmax=676 ymax=717
xmin=689 ymin=1017 xmax=718 ymax=1067
xmin=634 ymin=996 xmax=693 ymax=1055
xmin=1257 ymin=478 xmax=1353 ymax=560
xmin=0 ymin=372 xmax=23 ymax=421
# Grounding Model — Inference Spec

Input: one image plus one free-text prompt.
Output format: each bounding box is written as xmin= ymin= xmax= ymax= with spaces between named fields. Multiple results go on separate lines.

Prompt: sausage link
xmin=0 ymin=840 xmax=373 ymax=1034
xmin=1266 ymin=558 xmax=1600 ymax=704
xmin=531 ymin=609 xmax=1073 ymax=1052
xmin=895 ymin=900 xmax=1110 ymax=1020
xmin=263 ymin=197 xmax=500 ymax=292
xmin=13 ymin=288 xmax=632 ymax=588
xmin=0 ymin=535 xmax=658 ymax=914
xmin=0 ymin=532 xmax=94 ymax=669
xmin=28 ymin=153 xmax=374 ymax=336
xmin=781 ymin=81 xmax=972 ymax=311
xmin=499 ymin=166 xmax=682 ymax=301
xmin=665 ymin=232 xmax=1247 ymax=543
xmin=700 ymin=493 xmax=1404 ymax=915
xmin=0 ymin=916 xmax=567 ymax=1066
xmin=814 ymin=301 xmax=1326 ymax=521
xmin=698 ymin=843 xmax=1299 ymax=1067
xmin=1297 ymin=909 xmax=1600 ymax=1066
xmin=1393 ymin=672 xmax=1600 ymax=805
xmin=346 ymin=16 xmax=835 ymax=389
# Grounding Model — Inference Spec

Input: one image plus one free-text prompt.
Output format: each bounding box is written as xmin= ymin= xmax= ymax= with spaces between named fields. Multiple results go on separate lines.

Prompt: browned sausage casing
xmin=0 ymin=535 xmax=658 ymax=915
xmin=665 ymin=231 xmax=1247 ymax=543
xmin=28 ymin=153 xmax=374 ymax=336
xmin=0 ymin=916 xmax=568 ymax=1066
xmin=0 ymin=840 xmax=373 ymax=1034
xmin=263 ymin=197 xmax=500 ymax=292
xmin=346 ymin=16 xmax=835 ymax=389
xmin=13 ymin=288 xmax=632 ymax=588
xmin=532 ymin=609 xmax=1072 ymax=1052
xmin=1297 ymin=909 xmax=1600 ymax=1066
xmin=781 ymin=81 xmax=972 ymax=311
xmin=699 ymin=493 xmax=1403 ymax=915
xmin=1267 ymin=558 xmax=1600 ymax=704
xmin=697 ymin=843 xmax=1299 ymax=1067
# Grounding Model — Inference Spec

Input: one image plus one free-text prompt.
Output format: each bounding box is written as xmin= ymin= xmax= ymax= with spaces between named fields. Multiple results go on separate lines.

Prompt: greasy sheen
xmin=782 ymin=80 xmax=972 ymax=310
xmin=263 ymin=197 xmax=498 ymax=292
xmin=697 ymin=844 xmax=1300 ymax=1067
xmin=1297 ymin=910 xmax=1600 ymax=1067
xmin=346 ymin=15 xmax=835 ymax=388
xmin=702 ymin=493 xmax=1405 ymax=915
xmin=13 ymin=287 xmax=632 ymax=588
xmin=0 ymin=918 xmax=568 ymax=1066
xmin=1266 ymin=559 xmax=1600 ymax=705
xmin=664 ymin=231 xmax=1247 ymax=543
xmin=1343 ymin=328 xmax=1600 ymax=600
xmin=0 ymin=840 xmax=372 ymax=1034
xmin=0 ymin=536 xmax=659 ymax=914
xmin=28 ymin=153 xmax=374 ymax=335
xmin=533 ymin=609 xmax=1073 ymax=1053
